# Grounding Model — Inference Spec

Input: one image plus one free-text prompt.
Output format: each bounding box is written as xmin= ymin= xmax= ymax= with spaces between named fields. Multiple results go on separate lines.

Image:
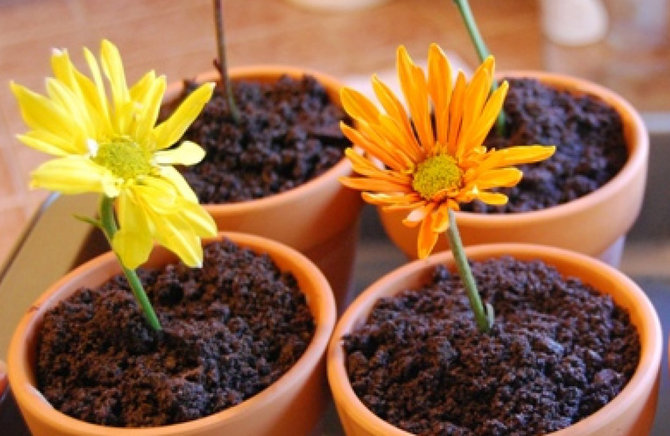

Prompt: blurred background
xmin=0 ymin=0 xmax=669 ymax=274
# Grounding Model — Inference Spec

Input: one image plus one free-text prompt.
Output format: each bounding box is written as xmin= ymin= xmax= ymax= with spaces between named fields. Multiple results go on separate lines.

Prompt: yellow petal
xmin=82 ymin=47 xmax=111 ymax=124
xmin=153 ymin=214 xmax=203 ymax=268
xmin=153 ymin=140 xmax=206 ymax=166
xmin=16 ymin=131 xmax=75 ymax=157
xmin=100 ymin=40 xmax=129 ymax=116
xmin=153 ymin=82 xmax=215 ymax=150
xmin=176 ymin=198 xmax=217 ymax=237
xmin=30 ymin=156 xmax=117 ymax=196
xmin=10 ymin=82 xmax=79 ymax=142
xmin=131 ymin=73 xmax=166 ymax=144
xmin=158 ymin=166 xmax=199 ymax=202
xmin=113 ymin=191 xmax=154 ymax=269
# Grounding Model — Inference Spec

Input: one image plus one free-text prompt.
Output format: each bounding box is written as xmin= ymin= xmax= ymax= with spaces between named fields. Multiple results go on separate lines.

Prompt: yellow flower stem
xmin=213 ymin=0 xmax=241 ymax=124
xmin=447 ymin=208 xmax=493 ymax=333
xmin=100 ymin=196 xmax=162 ymax=331
xmin=452 ymin=0 xmax=506 ymax=136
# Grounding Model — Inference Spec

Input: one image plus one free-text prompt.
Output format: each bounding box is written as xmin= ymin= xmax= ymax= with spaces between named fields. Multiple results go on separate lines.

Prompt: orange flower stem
xmin=447 ymin=208 xmax=494 ymax=333
xmin=213 ymin=0 xmax=241 ymax=124
xmin=452 ymin=0 xmax=506 ymax=136
xmin=100 ymin=196 xmax=162 ymax=331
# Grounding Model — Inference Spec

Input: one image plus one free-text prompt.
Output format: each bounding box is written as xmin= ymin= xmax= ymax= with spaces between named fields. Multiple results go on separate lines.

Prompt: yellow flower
xmin=11 ymin=40 xmax=217 ymax=269
xmin=340 ymin=44 xmax=555 ymax=258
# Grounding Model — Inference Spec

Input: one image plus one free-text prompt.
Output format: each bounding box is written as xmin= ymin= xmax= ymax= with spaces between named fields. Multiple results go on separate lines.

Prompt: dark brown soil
xmin=173 ymin=75 xmax=349 ymax=203
xmin=36 ymin=239 xmax=315 ymax=427
xmin=343 ymin=257 xmax=640 ymax=436
xmin=462 ymin=78 xmax=628 ymax=213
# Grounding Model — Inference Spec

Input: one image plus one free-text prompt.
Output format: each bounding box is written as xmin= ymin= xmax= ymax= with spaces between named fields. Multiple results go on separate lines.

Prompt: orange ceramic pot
xmin=165 ymin=67 xmax=364 ymax=312
xmin=328 ymin=243 xmax=662 ymax=436
xmin=377 ymin=72 xmax=648 ymax=267
xmin=8 ymin=232 xmax=336 ymax=436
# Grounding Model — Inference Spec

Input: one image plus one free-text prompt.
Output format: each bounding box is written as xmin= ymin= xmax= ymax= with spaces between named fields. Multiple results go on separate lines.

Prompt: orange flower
xmin=340 ymin=44 xmax=555 ymax=258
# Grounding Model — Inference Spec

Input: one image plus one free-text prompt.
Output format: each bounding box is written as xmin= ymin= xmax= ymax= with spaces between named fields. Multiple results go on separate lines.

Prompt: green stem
xmin=446 ymin=208 xmax=492 ymax=333
xmin=100 ymin=196 xmax=162 ymax=331
xmin=213 ymin=0 xmax=241 ymax=124
xmin=452 ymin=0 xmax=506 ymax=136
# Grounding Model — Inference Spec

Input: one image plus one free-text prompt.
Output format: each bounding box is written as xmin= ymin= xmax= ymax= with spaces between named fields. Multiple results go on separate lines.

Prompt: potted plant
xmin=7 ymin=40 xmax=336 ymax=435
xmin=327 ymin=243 xmax=662 ymax=435
xmin=372 ymin=0 xmax=648 ymax=266
xmin=162 ymin=1 xmax=363 ymax=311
xmin=331 ymin=41 xmax=660 ymax=434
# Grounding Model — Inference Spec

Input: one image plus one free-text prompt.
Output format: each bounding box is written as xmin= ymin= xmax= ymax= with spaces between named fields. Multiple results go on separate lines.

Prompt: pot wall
xmin=8 ymin=232 xmax=336 ymax=436
xmin=165 ymin=67 xmax=364 ymax=312
xmin=377 ymin=72 xmax=649 ymax=266
xmin=328 ymin=243 xmax=662 ymax=436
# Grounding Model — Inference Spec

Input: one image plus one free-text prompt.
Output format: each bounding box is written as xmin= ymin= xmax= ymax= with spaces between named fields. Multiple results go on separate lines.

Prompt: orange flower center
xmin=412 ymin=154 xmax=463 ymax=200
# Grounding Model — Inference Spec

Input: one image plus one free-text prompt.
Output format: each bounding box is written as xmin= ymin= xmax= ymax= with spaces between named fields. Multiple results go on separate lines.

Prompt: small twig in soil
xmin=213 ymin=0 xmax=241 ymax=124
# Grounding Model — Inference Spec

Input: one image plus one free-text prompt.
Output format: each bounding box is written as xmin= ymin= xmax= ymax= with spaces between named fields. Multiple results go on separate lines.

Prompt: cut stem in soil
xmin=213 ymin=0 xmax=241 ymax=124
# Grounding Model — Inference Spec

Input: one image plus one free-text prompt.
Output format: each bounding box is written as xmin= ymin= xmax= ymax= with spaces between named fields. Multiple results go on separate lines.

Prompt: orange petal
xmin=340 ymin=122 xmax=406 ymax=170
xmin=475 ymin=190 xmax=509 ymax=205
xmin=427 ymin=43 xmax=453 ymax=146
xmin=473 ymin=168 xmax=523 ymax=189
xmin=466 ymin=81 xmax=509 ymax=150
xmin=497 ymin=145 xmax=556 ymax=166
xmin=402 ymin=201 xmax=435 ymax=226
xmin=345 ymin=148 xmax=411 ymax=184
xmin=362 ymin=191 xmax=421 ymax=206
xmin=430 ymin=203 xmax=451 ymax=234
xmin=340 ymin=87 xmax=380 ymax=125
xmin=371 ymin=75 xmax=423 ymax=161
xmin=339 ymin=176 xmax=412 ymax=193
xmin=397 ymin=46 xmax=434 ymax=154
xmin=446 ymin=72 xmax=466 ymax=155
xmin=416 ymin=212 xmax=439 ymax=259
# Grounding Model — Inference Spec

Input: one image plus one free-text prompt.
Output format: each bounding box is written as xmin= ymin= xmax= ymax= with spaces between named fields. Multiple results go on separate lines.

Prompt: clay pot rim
xmin=8 ymin=231 xmax=336 ymax=435
xmin=327 ymin=242 xmax=662 ymax=436
xmin=164 ymin=65 xmax=354 ymax=215
xmin=448 ymin=70 xmax=648 ymax=226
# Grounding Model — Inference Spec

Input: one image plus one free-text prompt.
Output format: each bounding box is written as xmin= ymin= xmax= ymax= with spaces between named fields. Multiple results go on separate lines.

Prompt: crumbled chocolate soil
xmin=343 ymin=257 xmax=640 ymax=436
xmin=174 ymin=75 xmax=349 ymax=203
xmin=462 ymin=78 xmax=628 ymax=213
xmin=36 ymin=239 xmax=315 ymax=427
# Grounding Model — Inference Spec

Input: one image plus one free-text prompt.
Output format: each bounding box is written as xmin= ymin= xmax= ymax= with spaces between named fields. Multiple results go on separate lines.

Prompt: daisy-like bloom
xmin=11 ymin=39 xmax=216 ymax=269
xmin=340 ymin=44 xmax=556 ymax=258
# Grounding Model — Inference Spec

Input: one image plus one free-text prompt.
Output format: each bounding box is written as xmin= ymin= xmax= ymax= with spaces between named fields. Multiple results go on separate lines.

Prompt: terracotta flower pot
xmin=165 ymin=67 xmax=364 ymax=312
xmin=377 ymin=72 xmax=648 ymax=267
xmin=328 ymin=243 xmax=662 ymax=436
xmin=8 ymin=231 xmax=336 ymax=436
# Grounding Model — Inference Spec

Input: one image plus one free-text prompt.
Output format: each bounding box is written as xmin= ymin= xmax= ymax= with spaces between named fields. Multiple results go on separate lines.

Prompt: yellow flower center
xmin=412 ymin=154 xmax=463 ymax=200
xmin=93 ymin=137 xmax=152 ymax=180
